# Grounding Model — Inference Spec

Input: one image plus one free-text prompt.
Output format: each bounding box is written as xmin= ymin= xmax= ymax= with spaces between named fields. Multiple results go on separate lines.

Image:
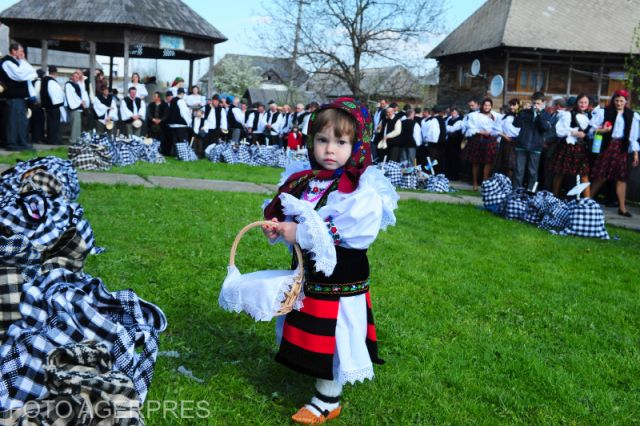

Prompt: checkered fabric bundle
xmin=237 ymin=144 xmax=251 ymax=164
xmin=276 ymin=151 xmax=289 ymax=168
xmin=482 ymin=173 xmax=513 ymax=211
xmin=532 ymin=191 xmax=571 ymax=231
xmin=503 ymin=189 xmax=530 ymax=221
xmin=1 ymin=157 xmax=80 ymax=201
xmin=175 ymin=141 xmax=197 ymax=162
xmin=555 ymin=198 xmax=610 ymax=239
xmin=68 ymin=144 xmax=112 ymax=171
xmin=113 ymin=140 xmax=139 ymax=167
xmin=398 ymin=169 xmax=418 ymax=189
xmin=379 ymin=161 xmax=403 ymax=186
xmin=221 ymin=145 xmax=238 ymax=164
xmin=425 ymin=174 xmax=452 ymax=193
xmin=204 ymin=143 xmax=220 ymax=162
xmin=0 ymin=268 xmax=168 ymax=411
xmin=0 ymin=341 xmax=143 ymax=425
xmin=139 ymin=139 xmax=166 ymax=164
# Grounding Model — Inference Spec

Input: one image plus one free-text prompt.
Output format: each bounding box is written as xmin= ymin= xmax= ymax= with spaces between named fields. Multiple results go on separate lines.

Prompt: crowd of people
xmin=370 ymin=90 xmax=640 ymax=217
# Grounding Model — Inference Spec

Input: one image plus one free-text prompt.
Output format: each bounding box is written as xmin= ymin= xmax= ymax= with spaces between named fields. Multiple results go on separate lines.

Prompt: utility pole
xmin=289 ymin=0 xmax=307 ymax=103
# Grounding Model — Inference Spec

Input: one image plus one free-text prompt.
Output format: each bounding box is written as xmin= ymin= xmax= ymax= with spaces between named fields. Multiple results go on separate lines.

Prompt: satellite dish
xmin=471 ymin=59 xmax=481 ymax=76
xmin=490 ymin=75 xmax=504 ymax=97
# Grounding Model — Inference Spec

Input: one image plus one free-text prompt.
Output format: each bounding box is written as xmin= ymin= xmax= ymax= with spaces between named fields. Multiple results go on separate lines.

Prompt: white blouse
xmin=501 ymin=115 xmax=520 ymax=138
xmin=465 ymin=111 xmax=503 ymax=138
xmin=128 ymin=82 xmax=148 ymax=99
xmin=590 ymin=110 xmax=640 ymax=152
xmin=266 ymin=163 xmax=398 ymax=277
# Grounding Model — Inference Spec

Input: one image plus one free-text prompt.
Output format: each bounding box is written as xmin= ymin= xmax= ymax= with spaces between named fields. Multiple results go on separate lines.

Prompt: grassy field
xmin=76 ymin=183 xmax=640 ymax=425
xmin=0 ymin=148 xmax=283 ymax=184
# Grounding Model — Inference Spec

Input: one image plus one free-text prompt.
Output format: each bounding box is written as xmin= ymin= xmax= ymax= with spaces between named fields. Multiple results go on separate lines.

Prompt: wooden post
xmin=597 ymin=57 xmax=605 ymax=104
xmin=41 ymin=39 xmax=48 ymax=70
xmin=123 ymin=32 xmax=130 ymax=95
xmin=503 ymin=51 xmax=510 ymax=106
xmin=536 ymin=53 xmax=542 ymax=92
xmin=566 ymin=56 xmax=573 ymax=96
xmin=89 ymin=41 xmax=96 ymax=100
xmin=108 ymin=56 xmax=114 ymax=90
xmin=188 ymin=59 xmax=194 ymax=91
xmin=207 ymin=44 xmax=215 ymax=97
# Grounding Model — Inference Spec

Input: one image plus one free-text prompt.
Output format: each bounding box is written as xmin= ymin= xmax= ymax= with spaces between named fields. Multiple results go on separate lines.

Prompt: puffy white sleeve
xmin=630 ymin=112 xmax=639 ymax=153
xmin=318 ymin=167 xmax=398 ymax=249
xmin=465 ymin=112 xmax=481 ymax=136
xmin=555 ymin=111 xmax=572 ymax=138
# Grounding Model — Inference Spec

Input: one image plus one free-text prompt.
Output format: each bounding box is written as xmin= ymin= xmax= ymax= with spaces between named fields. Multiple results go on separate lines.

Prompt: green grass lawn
xmin=1 ymin=148 xmax=283 ymax=184
xmin=77 ymin=183 xmax=640 ymax=425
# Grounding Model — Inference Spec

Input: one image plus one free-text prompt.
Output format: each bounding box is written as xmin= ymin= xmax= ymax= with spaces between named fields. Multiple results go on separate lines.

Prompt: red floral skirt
xmin=591 ymin=139 xmax=629 ymax=182
xmin=463 ymin=134 xmax=498 ymax=165
xmin=552 ymin=140 xmax=590 ymax=176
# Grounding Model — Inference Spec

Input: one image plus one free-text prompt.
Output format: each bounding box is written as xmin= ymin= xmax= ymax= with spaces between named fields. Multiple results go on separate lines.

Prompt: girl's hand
xmin=572 ymin=130 xmax=586 ymax=138
xmin=596 ymin=127 xmax=611 ymax=134
xmin=262 ymin=218 xmax=280 ymax=240
xmin=632 ymin=153 xmax=639 ymax=168
xmin=278 ymin=222 xmax=298 ymax=245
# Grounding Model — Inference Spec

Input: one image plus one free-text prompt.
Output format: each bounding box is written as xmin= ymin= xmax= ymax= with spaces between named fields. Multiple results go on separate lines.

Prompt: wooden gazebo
xmin=0 ymin=0 xmax=227 ymax=94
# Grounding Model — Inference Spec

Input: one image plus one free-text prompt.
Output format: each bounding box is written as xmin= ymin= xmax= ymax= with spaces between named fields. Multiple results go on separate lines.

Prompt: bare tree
xmin=257 ymin=0 xmax=446 ymax=99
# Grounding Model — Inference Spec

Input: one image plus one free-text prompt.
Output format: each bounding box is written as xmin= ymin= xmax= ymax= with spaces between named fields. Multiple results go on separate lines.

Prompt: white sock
xmin=305 ymin=379 xmax=342 ymax=416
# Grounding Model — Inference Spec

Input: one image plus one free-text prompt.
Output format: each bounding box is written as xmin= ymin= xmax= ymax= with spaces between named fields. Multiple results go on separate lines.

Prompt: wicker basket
xmin=225 ymin=221 xmax=304 ymax=318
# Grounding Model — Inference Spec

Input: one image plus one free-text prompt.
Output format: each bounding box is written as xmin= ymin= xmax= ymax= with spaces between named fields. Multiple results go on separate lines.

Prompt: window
xmin=457 ymin=65 xmax=472 ymax=89
xmin=515 ymin=65 xmax=547 ymax=92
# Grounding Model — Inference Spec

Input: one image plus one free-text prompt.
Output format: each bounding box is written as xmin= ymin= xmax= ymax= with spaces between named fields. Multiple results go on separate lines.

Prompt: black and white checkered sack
xmin=204 ymin=143 xmax=220 ymax=162
xmin=503 ymin=189 xmax=530 ymax=221
xmin=140 ymin=139 xmax=166 ymax=164
xmin=19 ymin=170 xmax=63 ymax=198
xmin=237 ymin=145 xmax=251 ymax=164
xmin=222 ymin=145 xmax=237 ymax=164
xmin=0 ymin=268 xmax=167 ymax=410
xmin=114 ymin=140 xmax=137 ymax=166
xmin=532 ymin=191 xmax=571 ymax=231
xmin=379 ymin=161 xmax=403 ymax=186
xmin=482 ymin=173 xmax=513 ymax=211
xmin=554 ymin=198 xmax=609 ymax=239
xmin=425 ymin=174 xmax=452 ymax=193
xmin=398 ymin=168 xmax=418 ymax=189
xmin=1 ymin=157 xmax=80 ymax=201
xmin=175 ymin=141 xmax=197 ymax=162
xmin=276 ymin=149 xmax=289 ymax=168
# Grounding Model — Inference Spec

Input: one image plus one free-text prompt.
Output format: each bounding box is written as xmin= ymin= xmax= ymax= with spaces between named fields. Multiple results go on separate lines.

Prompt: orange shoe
xmin=291 ymin=405 xmax=342 ymax=424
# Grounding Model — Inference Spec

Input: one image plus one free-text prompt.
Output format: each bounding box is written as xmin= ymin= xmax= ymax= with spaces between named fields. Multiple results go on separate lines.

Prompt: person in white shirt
xmin=0 ymin=42 xmax=37 ymax=150
xmin=496 ymin=98 xmax=520 ymax=180
xmin=93 ymin=85 xmax=118 ymax=135
xmin=462 ymin=98 xmax=502 ymax=190
xmin=40 ymin=65 xmax=65 ymax=145
xmin=264 ymin=101 xmax=285 ymax=146
xmin=246 ymin=103 xmax=267 ymax=144
xmin=64 ymin=69 xmax=89 ymax=144
xmin=203 ymin=94 xmax=228 ymax=146
xmin=166 ymin=87 xmax=192 ymax=151
xmin=128 ymin=72 xmax=148 ymax=100
xmin=120 ymin=86 xmax=146 ymax=137
xmin=227 ymin=96 xmax=246 ymax=143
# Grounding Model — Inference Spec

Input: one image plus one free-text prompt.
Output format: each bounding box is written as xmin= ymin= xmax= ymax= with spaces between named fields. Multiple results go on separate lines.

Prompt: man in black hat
xmin=0 ymin=42 xmax=37 ymax=150
xmin=166 ymin=87 xmax=191 ymax=154
xmin=203 ymin=94 xmax=228 ymax=148
xmin=41 ymin=65 xmax=65 ymax=145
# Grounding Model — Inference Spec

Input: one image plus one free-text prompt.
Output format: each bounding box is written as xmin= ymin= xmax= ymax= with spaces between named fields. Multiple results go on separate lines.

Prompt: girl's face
xmin=132 ymin=74 xmax=139 ymax=83
xmin=576 ymin=96 xmax=589 ymax=112
xmin=613 ymin=95 xmax=627 ymax=110
xmin=481 ymin=101 xmax=492 ymax=113
xmin=313 ymin=125 xmax=352 ymax=171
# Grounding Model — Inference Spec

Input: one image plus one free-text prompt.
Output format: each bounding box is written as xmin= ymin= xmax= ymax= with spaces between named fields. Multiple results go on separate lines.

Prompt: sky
xmin=0 ymin=0 xmax=486 ymax=82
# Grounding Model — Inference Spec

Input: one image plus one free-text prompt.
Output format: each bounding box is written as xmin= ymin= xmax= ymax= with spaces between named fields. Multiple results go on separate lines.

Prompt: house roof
xmin=215 ymin=54 xmax=308 ymax=87
xmin=427 ymin=0 xmax=640 ymax=58
xmin=304 ymin=66 xmax=424 ymax=98
xmin=0 ymin=0 xmax=227 ymax=42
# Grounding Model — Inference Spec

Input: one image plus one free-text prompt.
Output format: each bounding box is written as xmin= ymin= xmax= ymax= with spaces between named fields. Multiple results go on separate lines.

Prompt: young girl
xmin=463 ymin=98 xmax=503 ymax=190
xmin=551 ymin=93 xmax=592 ymax=197
xmin=589 ymin=90 xmax=639 ymax=217
xmin=262 ymin=98 xmax=398 ymax=424
xmin=286 ymin=125 xmax=304 ymax=150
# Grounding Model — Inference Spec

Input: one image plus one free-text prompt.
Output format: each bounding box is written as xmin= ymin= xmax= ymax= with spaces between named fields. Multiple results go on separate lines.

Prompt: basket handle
xmin=229 ymin=221 xmax=304 ymax=275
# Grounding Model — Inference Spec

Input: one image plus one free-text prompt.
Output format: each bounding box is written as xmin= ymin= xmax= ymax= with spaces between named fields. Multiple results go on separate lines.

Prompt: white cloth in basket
xmin=219 ymin=265 xmax=304 ymax=322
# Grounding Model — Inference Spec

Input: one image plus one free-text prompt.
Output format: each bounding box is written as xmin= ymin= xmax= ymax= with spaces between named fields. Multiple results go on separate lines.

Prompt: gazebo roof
xmin=0 ymin=0 xmax=226 ymax=42
xmin=0 ymin=0 xmax=227 ymax=60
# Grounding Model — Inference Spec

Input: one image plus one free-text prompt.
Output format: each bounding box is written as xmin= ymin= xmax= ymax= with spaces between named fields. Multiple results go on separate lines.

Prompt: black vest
xmin=205 ymin=105 xmax=224 ymax=130
xmin=267 ymin=110 xmax=280 ymax=124
xmin=602 ymin=107 xmax=635 ymax=151
xmin=40 ymin=76 xmax=62 ymax=109
xmin=251 ymin=111 xmax=263 ymax=131
xmin=384 ymin=115 xmax=400 ymax=146
xmin=227 ymin=105 xmax=242 ymax=129
xmin=94 ymin=94 xmax=113 ymax=119
xmin=570 ymin=110 xmax=592 ymax=132
xmin=65 ymin=81 xmax=84 ymax=110
xmin=123 ymin=97 xmax=142 ymax=122
xmin=167 ymin=97 xmax=187 ymax=126
xmin=0 ymin=55 xmax=30 ymax=99
xmin=399 ymin=119 xmax=418 ymax=148
xmin=447 ymin=116 xmax=464 ymax=142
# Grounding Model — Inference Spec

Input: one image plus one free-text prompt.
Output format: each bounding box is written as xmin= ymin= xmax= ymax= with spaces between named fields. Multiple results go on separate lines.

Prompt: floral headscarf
xmin=264 ymin=97 xmax=373 ymax=221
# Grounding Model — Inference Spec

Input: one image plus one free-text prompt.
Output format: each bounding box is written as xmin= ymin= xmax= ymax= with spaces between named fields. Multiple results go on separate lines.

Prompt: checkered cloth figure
xmin=0 ymin=268 xmax=24 ymax=342
xmin=39 ymin=226 xmax=90 ymax=273
xmin=175 ymin=141 xmax=197 ymax=162
xmin=425 ymin=174 xmax=452 ymax=193
xmin=0 ymin=268 xmax=168 ymax=411
xmin=398 ymin=168 xmax=418 ymax=189
xmin=532 ymin=191 xmax=571 ymax=231
xmin=482 ymin=173 xmax=513 ymax=212
xmin=379 ymin=161 xmax=403 ymax=186
xmin=139 ymin=139 xmax=166 ymax=164
xmin=68 ymin=144 xmax=112 ymax=171
xmin=114 ymin=140 xmax=138 ymax=167
xmin=503 ymin=189 xmax=530 ymax=221
xmin=0 ymin=341 xmax=143 ymax=425
xmin=276 ymin=149 xmax=289 ymax=168
xmin=204 ymin=143 xmax=220 ymax=162
xmin=1 ymin=157 xmax=80 ymax=201
xmin=554 ymin=198 xmax=610 ymax=239
xmin=19 ymin=170 xmax=63 ymax=199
